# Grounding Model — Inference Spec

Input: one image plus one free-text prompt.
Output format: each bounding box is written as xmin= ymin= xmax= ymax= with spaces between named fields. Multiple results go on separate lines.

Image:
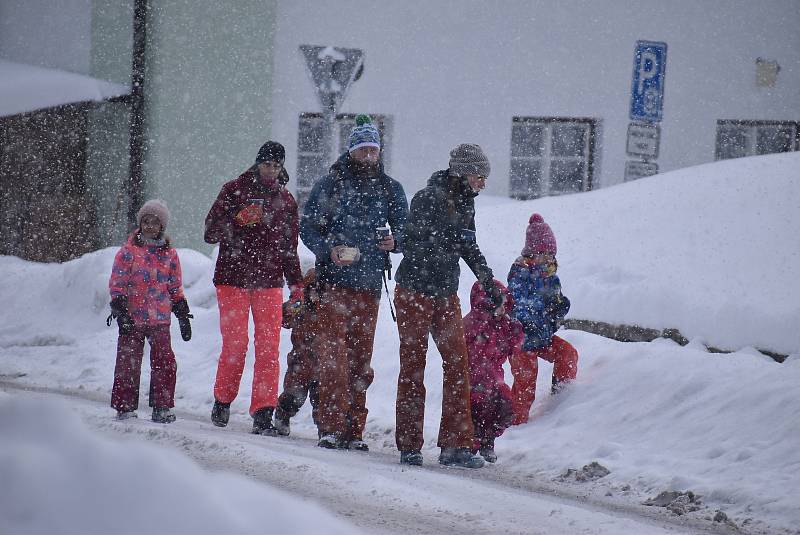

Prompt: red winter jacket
xmin=463 ymin=280 xmax=525 ymax=399
xmin=205 ymin=169 xmax=302 ymax=289
xmin=109 ymin=234 xmax=184 ymax=326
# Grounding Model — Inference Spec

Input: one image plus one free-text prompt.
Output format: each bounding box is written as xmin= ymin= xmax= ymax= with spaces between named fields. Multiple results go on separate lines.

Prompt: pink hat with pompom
xmin=522 ymin=213 xmax=556 ymax=256
xmin=136 ymin=199 xmax=170 ymax=230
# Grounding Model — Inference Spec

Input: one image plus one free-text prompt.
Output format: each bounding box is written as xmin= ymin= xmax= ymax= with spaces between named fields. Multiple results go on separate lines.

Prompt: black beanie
xmin=255 ymin=141 xmax=285 ymax=165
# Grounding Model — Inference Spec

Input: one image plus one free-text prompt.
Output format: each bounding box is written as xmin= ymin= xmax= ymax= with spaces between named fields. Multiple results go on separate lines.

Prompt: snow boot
xmin=317 ymin=433 xmax=344 ymax=449
xmin=347 ymin=439 xmax=369 ymax=452
xmin=251 ymin=407 xmax=278 ymax=436
xmin=400 ymin=450 xmax=423 ymax=466
xmin=273 ymin=407 xmax=290 ymax=437
xmin=116 ymin=410 xmax=138 ymax=421
xmin=479 ymin=447 xmax=498 ymax=463
xmin=152 ymin=407 xmax=176 ymax=424
xmin=551 ymin=377 xmax=563 ymax=395
xmin=211 ymin=399 xmax=230 ymax=427
xmin=438 ymin=447 xmax=485 ymax=469
xmin=479 ymin=438 xmax=497 ymax=463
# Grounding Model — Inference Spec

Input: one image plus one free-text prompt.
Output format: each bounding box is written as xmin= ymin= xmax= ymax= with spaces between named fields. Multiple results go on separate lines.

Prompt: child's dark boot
xmin=479 ymin=438 xmax=497 ymax=463
xmin=152 ymin=407 xmax=176 ymax=424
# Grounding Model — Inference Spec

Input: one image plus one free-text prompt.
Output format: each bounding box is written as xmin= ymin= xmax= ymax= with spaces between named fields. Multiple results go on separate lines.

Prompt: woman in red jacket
xmin=205 ymin=141 xmax=303 ymax=435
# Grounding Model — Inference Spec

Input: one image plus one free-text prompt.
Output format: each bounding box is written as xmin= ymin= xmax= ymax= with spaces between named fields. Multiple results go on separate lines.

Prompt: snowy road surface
xmin=2 ymin=383 xmax=738 ymax=535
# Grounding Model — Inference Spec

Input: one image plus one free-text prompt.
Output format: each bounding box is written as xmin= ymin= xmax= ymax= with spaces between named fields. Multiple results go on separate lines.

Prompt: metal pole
xmin=126 ymin=0 xmax=148 ymax=229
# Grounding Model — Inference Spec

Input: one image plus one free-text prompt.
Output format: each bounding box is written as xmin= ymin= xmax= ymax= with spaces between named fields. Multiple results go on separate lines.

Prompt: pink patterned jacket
xmin=109 ymin=234 xmax=185 ymax=326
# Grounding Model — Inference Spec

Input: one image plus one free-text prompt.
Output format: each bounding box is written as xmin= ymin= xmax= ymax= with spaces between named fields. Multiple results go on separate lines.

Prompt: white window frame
xmin=714 ymin=120 xmax=799 ymax=161
xmin=509 ymin=116 xmax=596 ymax=200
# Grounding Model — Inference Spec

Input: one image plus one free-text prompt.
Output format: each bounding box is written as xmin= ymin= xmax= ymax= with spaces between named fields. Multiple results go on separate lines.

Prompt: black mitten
xmin=108 ymin=296 xmax=135 ymax=335
xmin=485 ymin=282 xmax=504 ymax=314
xmin=172 ymin=298 xmax=193 ymax=342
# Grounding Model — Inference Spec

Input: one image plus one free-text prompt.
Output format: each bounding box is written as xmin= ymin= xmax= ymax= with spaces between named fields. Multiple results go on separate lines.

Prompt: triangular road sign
xmin=300 ymin=45 xmax=364 ymax=110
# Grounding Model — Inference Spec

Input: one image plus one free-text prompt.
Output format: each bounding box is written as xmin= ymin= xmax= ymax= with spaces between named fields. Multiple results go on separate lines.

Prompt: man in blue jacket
xmin=300 ymin=115 xmax=408 ymax=451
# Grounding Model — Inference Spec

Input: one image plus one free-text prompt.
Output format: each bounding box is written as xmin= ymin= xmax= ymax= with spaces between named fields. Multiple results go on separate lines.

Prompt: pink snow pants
xmin=511 ymin=335 xmax=578 ymax=424
xmin=111 ymin=324 xmax=176 ymax=412
xmin=213 ymin=285 xmax=283 ymax=415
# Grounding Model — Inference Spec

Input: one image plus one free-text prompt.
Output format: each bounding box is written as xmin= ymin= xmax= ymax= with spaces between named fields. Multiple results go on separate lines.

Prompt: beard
xmin=351 ymin=158 xmax=380 ymax=177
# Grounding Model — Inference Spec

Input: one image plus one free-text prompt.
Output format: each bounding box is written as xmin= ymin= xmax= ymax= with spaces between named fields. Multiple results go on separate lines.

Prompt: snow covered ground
xmin=1 ymin=152 xmax=798 ymax=534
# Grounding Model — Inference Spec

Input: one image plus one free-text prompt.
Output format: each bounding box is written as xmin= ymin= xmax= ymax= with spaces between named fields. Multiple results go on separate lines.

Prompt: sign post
xmin=300 ymin=45 xmax=364 ymax=175
xmin=625 ymin=40 xmax=667 ymax=181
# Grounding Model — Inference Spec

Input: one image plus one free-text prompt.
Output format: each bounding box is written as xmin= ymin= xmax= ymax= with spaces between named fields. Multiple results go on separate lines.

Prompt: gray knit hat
xmin=137 ymin=199 xmax=170 ymax=229
xmin=448 ymin=143 xmax=490 ymax=177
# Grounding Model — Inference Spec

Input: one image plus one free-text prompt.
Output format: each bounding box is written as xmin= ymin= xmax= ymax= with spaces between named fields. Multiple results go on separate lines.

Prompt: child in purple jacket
xmin=462 ymin=279 xmax=524 ymax=462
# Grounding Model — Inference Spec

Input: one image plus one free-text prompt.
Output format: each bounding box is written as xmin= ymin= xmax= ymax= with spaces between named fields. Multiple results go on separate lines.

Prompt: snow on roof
xmin=0 ymin=59 xmax=128 ymax=118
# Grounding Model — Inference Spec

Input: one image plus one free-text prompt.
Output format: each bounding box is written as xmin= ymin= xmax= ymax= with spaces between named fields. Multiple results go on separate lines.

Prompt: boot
xmin=400 ymin=450 xmax=423 ymax=466
xmin=438 ymin=447 xmax=485 ymax=469
xmin=551 ymin=377 xmax=562 ymax=395
xmin=211 ymin=399 xmax=230 ymax=427
xmin=317 ymin=433 xmax=344 ymax=449
xmin=152 ymin=407 xmax=176 ymax=424
xmin=116 ymin=410 xmax=138 ymax=421
xmin=347 ymin=439 xmax=369 ymax=452
xmin=252 ymin=407 xmax=278 ymax=436
xmin=273 ymin=407 xmax=290 ymax=436
xmin=479 ymin=438 xmax=497 ymax=463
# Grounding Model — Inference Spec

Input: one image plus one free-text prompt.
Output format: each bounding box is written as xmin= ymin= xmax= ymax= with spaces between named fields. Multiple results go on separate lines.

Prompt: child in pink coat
xmin=108 ymin=199 xmax=192 ymax=423
xmin=462 ymin=279 xmax=524 ymax=462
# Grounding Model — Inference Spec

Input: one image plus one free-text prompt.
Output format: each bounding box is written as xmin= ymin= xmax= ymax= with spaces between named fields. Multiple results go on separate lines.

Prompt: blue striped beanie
xmin=348 ymin=114 xmax=381 ymax=152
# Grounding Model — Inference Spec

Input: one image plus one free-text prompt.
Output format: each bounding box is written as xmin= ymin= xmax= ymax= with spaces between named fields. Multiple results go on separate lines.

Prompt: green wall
xmin=87 ymin=0 xmax=133 ymax=247
xmin=144 ymin=1 xmax=278 ymax=251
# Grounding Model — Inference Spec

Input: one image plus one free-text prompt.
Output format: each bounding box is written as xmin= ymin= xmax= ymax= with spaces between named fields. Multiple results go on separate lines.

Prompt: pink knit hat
xmin=136 ymin=199 xmax=170 ymax=230
xmin=521 ymin=213 xmax=556 ymax=256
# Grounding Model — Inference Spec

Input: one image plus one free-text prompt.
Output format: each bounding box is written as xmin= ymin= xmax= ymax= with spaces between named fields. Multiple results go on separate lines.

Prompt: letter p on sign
xmin=630 ymin=41 xmax=667 ymax=122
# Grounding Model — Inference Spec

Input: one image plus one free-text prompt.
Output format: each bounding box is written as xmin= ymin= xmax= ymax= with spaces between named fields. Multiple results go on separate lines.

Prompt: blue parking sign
xmin=630 ymin=41 xmax=667 ymax=122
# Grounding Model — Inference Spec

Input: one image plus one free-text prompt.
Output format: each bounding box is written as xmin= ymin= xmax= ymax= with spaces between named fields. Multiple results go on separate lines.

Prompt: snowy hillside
xmin=1 ymin=152 xmax=799 ymax=533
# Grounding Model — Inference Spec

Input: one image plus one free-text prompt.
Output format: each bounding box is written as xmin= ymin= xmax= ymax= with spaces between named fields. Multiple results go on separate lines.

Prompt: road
xmin=2 ymin=382 xmax=740 ymax=535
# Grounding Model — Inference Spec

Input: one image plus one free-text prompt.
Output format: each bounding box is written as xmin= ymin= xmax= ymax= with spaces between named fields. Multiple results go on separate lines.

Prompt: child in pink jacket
xmin=462 ymin=279 xmax=524 ymax=462
xmin=108 ymin=199 xmax=192 ymax=423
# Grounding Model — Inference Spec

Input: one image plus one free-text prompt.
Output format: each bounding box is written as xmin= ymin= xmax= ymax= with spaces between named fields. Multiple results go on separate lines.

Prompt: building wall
xmin=143 ymin=0 xmax=279 ymax=251
xmin=87 ymin=0 xmax=134 ymax=247
xmin=0 ymin=104 xmax=97 ymax=262
xmin=271 ymin=0 xmax=800 ymax=199
xmin=0 ymin=0 xmax=92 ymax=74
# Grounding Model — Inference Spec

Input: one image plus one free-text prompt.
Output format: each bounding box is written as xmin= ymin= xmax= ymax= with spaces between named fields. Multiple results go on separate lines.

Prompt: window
xmin=296 ymin=113 xmax=392 ymax=208
xmin=510 ymin=117 xmax=596 ymax=199
xmin=715 ymin=120 xmax=798 ymax=161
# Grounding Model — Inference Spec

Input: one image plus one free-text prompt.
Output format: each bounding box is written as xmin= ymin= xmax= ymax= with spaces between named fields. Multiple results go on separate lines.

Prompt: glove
xmin=172 ymin=298 xmax=193 ymax=342
xmin=108 ymin=296 xmax=135 ymax=336
xmin=485 ymin=282 xmax=505 ymax=316
xmin=288 ymin=284 xmax=304 ymax=303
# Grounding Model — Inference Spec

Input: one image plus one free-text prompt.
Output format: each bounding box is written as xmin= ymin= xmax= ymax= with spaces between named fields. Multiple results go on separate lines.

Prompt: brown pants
xmin=276 ymin=310 xmax=320 ymax=427
xmin=395 ymin=286 xmax=475 ymax=451
xmin=312 ymin=286 xmax=379 ymax=441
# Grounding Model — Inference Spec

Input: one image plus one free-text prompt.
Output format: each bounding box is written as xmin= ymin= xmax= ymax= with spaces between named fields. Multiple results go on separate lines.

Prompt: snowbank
xmin=476 ymin=151 xmax=800 ymax=356
xmin=0 ymin=393 xmax=358 ymax=535
xmin=1 ymin=152 xmax=798 ymax=531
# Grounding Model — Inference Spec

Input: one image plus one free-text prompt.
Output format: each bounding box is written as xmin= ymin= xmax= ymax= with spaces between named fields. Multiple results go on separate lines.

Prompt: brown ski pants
xmin=395 ymin=286 xmax=475 ymax=451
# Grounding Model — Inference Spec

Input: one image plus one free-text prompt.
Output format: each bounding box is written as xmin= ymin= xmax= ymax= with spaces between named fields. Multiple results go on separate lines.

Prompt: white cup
xmin=338 ymin=247 xmax=359 ymax=262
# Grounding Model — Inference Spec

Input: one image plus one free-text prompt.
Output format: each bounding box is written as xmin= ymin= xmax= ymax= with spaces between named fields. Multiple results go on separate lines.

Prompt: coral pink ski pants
xmin=510 ymin=335 xmax=578 ymax=424
xmin=213 ymin=286 xmax=282 ymax=415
